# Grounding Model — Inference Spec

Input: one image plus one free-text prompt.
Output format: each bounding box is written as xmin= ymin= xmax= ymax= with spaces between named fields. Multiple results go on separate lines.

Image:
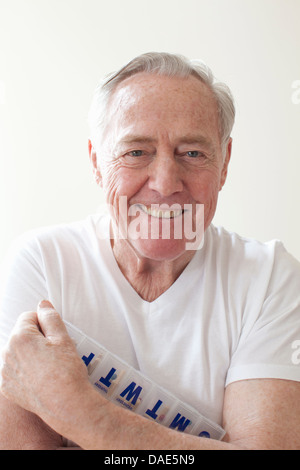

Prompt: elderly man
xmin=0 ymin=52 xmax=300 ymax=450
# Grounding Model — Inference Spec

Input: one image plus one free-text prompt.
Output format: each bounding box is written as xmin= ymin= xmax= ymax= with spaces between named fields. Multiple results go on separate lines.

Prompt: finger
xmin=1 ymin=312 xmax=41 ymax=377
xmin=37 ymin=300 xmax=68 ymax=341
xmin=11 ymin=310 xmax=41 ymax=336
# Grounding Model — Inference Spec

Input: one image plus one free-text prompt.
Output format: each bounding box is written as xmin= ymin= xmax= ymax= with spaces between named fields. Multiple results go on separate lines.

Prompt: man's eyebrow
xmin=177 ymin=134 xmax=214 ymax=148
xmin=118 ymin=134 xmax=215 ymax=150
xmin=119 ymin=135 xmax=157 ymax=145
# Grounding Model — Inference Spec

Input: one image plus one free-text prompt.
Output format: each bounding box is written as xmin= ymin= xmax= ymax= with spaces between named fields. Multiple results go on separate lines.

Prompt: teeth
xmin=139 ymin=205 xmax=183 ymax=219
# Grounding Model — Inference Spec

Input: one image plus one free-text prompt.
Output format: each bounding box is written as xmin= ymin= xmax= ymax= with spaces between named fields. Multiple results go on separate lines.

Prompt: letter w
xmin=119 ymin=382 xmax=142 ymax=405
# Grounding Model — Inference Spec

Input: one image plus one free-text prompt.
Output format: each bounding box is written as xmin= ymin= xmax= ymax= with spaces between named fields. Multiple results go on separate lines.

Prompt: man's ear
xmin=219 ymin=138 xmax=232 ymax=191
xmin=88 ymin=139 xmax=102 ymax=186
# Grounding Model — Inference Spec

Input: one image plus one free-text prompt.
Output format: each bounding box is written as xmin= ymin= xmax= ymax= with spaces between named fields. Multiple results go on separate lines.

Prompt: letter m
xmin=119 ymin=381 xmax=142 ymax=405
xmin=169 ymin=413 xmax=191 ymax=432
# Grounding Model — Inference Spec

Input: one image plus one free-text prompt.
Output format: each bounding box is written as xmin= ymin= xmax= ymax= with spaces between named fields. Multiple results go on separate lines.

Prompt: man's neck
xmin=111 ymin=238 xmax=195 ymax=302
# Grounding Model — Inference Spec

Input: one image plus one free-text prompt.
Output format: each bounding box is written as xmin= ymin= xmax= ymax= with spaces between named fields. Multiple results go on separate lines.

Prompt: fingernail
xmin=38 ymin=300 xmax=53 ymax=309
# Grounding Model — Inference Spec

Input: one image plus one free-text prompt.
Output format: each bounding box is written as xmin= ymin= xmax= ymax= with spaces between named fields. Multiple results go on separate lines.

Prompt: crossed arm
xmin=1 ymin=301 xmax=300 ymax=450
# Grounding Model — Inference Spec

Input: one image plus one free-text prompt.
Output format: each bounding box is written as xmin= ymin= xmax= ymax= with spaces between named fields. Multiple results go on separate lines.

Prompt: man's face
xmin=95 ymin=73 xmax=231 ymax=262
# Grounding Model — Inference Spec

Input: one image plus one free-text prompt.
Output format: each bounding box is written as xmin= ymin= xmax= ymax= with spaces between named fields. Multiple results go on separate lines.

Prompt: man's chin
xmin=129 ymin=237 xmax=194 ymax=262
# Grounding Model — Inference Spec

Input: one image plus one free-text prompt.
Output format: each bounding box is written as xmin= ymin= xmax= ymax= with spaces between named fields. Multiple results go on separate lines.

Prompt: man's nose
xmin=147 ymin=152 xmax=183 ymax=197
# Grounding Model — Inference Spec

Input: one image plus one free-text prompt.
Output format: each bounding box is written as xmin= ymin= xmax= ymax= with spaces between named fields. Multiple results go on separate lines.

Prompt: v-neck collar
xmin=99 ymin=214 xmax=206 ymax=308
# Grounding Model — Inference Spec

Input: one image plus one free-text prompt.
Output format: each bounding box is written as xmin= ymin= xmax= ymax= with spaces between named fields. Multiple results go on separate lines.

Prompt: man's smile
xmin=134 ymin=204 xmax=185 ymax=219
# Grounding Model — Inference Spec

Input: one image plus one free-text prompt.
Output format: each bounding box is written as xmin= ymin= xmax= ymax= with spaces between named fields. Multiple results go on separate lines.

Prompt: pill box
xmin=64 ymin=320 xmax=225 ymax=441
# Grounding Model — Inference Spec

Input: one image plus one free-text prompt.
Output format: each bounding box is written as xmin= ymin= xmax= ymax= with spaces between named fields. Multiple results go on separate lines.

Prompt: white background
xmin=0 ymin=0 xmax=299 ymax=263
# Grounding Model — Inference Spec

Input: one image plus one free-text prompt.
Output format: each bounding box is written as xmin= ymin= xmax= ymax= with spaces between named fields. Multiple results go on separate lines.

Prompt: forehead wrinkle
xmin=108 ymin=74 xmax=215 ymax=121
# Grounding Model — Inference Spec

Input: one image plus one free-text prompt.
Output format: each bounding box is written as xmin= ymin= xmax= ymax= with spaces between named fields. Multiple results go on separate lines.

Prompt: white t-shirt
xmin=1 ymin=213 xmax=300 ymax=426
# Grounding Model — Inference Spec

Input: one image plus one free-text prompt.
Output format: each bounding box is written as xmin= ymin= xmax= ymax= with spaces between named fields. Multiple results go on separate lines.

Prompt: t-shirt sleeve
xmin=226 ymin=242 xmax=300 ymax=386
xmin=0 ymin=233 xmax=48 ymax=357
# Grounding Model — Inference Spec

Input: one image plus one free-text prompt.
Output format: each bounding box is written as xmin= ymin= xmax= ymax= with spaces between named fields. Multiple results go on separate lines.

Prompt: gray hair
xmin=88 ymin=52 xmax=235 ymax=154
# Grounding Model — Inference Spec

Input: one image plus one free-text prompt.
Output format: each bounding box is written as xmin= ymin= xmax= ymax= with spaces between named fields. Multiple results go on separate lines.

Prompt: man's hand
xmin=0 ymin=300 xmax=94 ymax=436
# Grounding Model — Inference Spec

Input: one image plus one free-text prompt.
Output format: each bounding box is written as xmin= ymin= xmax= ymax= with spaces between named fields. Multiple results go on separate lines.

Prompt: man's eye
xmin=128 ymin=150 xmax=144 ymax=157
xmin=187 ymin=151 xmax=202 ymax=158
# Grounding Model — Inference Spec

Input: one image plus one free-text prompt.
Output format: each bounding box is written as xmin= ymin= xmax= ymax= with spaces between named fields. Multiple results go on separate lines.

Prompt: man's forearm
xmin=0 ymin=393 xmax=64 ymax=450
xmin=50 ymin=388 xmax=238 ymax=450
xmin=90 ymin=402 xmax=238 ymax=450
